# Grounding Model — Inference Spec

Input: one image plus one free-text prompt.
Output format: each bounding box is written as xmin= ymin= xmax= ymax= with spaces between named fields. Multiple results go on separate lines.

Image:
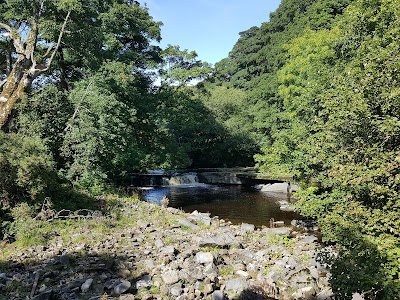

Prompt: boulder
xmin=241 ymin=223 xmax=255 ymax=232
xmin=32 ymin=289 xmax=53 ymax=300
xmin=114 ymin=280 xmax=131 ymax=295
xmin=199 ymin=231 xmax=240 ymax=248
xmin=161 ymin=270 xmax=180 ymax=285
xmin=135 ymin=275 xmax=152 ymax=289
xmin=212 ymin=290 xmax=226 ymax=300
xmin=262 ymin=227 xmax=291 ymax=236
xmin=225 ymin=277 xmax=248 ymax=292
xmin=195 ymin=252 xmax=214 ymax=264
xmin=179 ymin=218 xmax=200 ymax=230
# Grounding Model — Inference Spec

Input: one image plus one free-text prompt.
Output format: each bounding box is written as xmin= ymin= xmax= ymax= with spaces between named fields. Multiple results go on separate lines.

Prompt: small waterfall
xmin=162 ymin=173 xmax=199 ymax=186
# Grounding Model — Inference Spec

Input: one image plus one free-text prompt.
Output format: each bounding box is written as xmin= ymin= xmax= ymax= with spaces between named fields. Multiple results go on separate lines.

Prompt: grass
xmin=0 ymin=196 xmax=144 ymax=259
xmin=218 ymin=264 xmax=235 ymax=276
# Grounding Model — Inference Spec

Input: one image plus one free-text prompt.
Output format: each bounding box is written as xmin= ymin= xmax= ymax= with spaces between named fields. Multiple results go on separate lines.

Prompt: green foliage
xmin=17 ymin=86 xmax=73 ymax=165
xmin=160 ymin=45 xmax=213 ymax=86
xmin=208 ymin=0 xmax=399 ymax=297
xmin=7 ymin=203 xmax=46 ymax=246
xmin=198 ymin=85 xmax=257 ymax=166
xmin=0 ymin=132 xmax=56 ymax=206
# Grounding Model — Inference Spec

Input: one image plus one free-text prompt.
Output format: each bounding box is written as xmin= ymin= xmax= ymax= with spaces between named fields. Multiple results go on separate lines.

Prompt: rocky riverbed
xmin=0 ymin=199 xmax=333 ymax=300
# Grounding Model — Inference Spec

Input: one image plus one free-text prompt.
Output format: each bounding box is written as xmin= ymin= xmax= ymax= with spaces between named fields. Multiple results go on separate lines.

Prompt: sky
xmin=141 ymin=0 xmax=282 ymax=65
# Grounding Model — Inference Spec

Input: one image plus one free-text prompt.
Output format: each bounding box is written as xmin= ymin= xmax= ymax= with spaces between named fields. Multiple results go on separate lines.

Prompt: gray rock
xmin=170 ymin=284 xmax=183 ymax=297
xmin=195 ymin=252 xmax=214 ymax=264
xmin=287 ymin=257 xmax=298 ymax=269
xmin=189 ymin=210 xmax=212 ymax=226
xmin=180 ymin=267 xmax=205 ymax=282
xmin=203 ymin=283 xmax=214 ymax=295
xmin=352 ymin=293 xmax=365 ymax=300
xmin=104 ymin=279 xmax=119 ymax=290
xmin=161 ymin=270 xmax=180 ymax=285
xmin=236 ymin=270 xmax=250 ymax=278
xmin=143 ymin=259 xmax=155 ymax=271
xmin=155 ymin=239 xmax=164 ymax=248
xmin=59 ymin=254 xmax=70 ymax=265
xmin=225 ymin=277 xmax=248 ymax=292
xmin=292 ymin=286 xmax=315 ymax=299
xmin=199 ymin=231 xmax=240 ymax=248
xmin=300 ymin=235 xmax=318 ymax=244
xmin=167 ymin=207 xmax=181 ymax=214
xmin=280 ymin=205 xmax=295 ymax=212
xmin=0 ymin=273 xmax=7 ymax=284
xmin=135 ymin=275 xmax=152 ymax=289
xmin=81 ymin=278 xmax=93 ymax=293
xmin=316 ymin=289 xmax=334 ymax=300
xmin=32 ymin=289 xmax=52 ymax=300
xmin=212 ymin=290 xmax=226 ymax=300
xmin=241 ymin=223 xmax=255 ymax=232
xmin=114 ymin=280 xmax=131 ymax=295
xmin=261 ymin=182 xmax=299 ymax=193
xmin=137 ymin=220 xmax=149 ymax=229
xmin=204 ymin=263 xmax=218 ymax=277
xmin=262 ymin=227 xmax=291 ymax=236
xmin=161 ymin=245 xmax=177 ymax=255
xmin=179 ymin=218 xmax=200 ymax=230
xmin=238 ymin=250 xmax=255 ymax=264
xmin=309 ymin=267 xmax=319 ymax=280
xmin=233 ymin=263 xmax=246 ymax=271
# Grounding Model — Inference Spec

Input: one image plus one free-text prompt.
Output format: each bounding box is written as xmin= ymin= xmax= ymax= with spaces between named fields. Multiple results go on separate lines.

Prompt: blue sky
xmin=141 ymin=0 xmax=282 ymax=65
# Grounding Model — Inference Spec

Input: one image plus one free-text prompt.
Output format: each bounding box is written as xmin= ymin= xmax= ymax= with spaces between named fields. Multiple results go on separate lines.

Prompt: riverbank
xmin=0 ymin=196 xmax=333 ymax=300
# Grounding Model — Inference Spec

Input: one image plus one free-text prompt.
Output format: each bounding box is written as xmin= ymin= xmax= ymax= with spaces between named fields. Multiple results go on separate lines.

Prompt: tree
xmin=160 ymin=45 xmax=213 ymax=86
xmin=0 ymin=0 xmax=162 ymax=128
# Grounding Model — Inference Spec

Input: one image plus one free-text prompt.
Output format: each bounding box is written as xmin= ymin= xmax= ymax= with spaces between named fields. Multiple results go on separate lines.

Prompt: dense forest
xmin=1 ymin=0 xmax=399 ymax=298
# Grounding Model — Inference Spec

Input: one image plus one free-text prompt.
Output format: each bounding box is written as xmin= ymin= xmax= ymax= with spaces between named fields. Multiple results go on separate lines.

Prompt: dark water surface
xmin=141 ymin=184 xmax=300 ymax=227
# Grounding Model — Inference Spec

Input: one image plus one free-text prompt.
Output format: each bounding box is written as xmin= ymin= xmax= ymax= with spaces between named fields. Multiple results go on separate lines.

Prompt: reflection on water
xmin=141 ymin=184 xmax=300 ymax=227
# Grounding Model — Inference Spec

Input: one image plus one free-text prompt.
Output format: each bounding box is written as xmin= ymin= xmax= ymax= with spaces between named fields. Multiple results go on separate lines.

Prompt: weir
xmin=129 ymin=168 xmax=294 ymax=187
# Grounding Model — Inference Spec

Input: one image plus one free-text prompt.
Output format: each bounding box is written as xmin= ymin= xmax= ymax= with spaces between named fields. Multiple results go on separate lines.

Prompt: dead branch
xmin=40 ymin=10 xmax=71 ymax=73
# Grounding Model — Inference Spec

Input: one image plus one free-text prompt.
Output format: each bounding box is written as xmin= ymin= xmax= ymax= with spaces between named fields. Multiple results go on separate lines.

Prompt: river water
xmin=141 ymin=183 xmax=300 ymax=227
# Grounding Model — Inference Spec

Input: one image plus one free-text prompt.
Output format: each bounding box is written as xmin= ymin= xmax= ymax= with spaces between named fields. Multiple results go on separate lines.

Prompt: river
xmin=141 ymin=183 xmax=300 ymax=227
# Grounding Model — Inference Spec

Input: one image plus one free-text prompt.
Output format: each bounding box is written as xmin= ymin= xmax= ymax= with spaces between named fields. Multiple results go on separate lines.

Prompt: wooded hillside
xmin=201 ymin=0 xmax=400 ymax=298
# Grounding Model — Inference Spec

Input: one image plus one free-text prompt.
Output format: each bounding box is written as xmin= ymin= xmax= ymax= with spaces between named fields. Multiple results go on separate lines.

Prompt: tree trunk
xmin=0 ymin=11 xmax=70 ymax=129
xmin=0 ymin=56 xmax=33 ymax=128
xmin=6 ymin=41 xmax=12 ymax=75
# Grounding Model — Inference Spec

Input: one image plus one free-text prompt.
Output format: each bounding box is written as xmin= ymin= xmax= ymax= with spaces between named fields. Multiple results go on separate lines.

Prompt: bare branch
xmin=64 ymin=81 xmax=93 ymax=132
xmin=41 ymin=10 xmax=71 ymax=73
xmin=39 ymin=0 xmax=46 ymax=18
xmin=43 ymin=42 xmax=55 ymax=58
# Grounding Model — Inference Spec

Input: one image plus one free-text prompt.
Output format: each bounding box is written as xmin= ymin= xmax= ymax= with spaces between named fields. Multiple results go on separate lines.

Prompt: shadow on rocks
xmin=0 ymin=251 xmax=147 ymax=300
xmin=238 ymin=287 xmax=278 ymax=300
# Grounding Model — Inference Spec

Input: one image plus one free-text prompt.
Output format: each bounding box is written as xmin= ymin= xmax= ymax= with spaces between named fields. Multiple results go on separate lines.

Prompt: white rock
xmin=236 ymin=270 xmax=250 ymax=278
xmin=195 ymin=252 xmax=214 ymax=264
xmin=81 ymin=278 xmax=93 ymax=293
xmin=161 ymin=270 xmax=180 ymax=285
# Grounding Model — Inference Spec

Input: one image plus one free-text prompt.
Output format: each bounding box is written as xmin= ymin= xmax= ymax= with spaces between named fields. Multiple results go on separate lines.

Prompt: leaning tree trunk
xmin=0 ymin=10 xmax=71 ymax=129
xmin=0 ymin=56 xmax=33 ymax=127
